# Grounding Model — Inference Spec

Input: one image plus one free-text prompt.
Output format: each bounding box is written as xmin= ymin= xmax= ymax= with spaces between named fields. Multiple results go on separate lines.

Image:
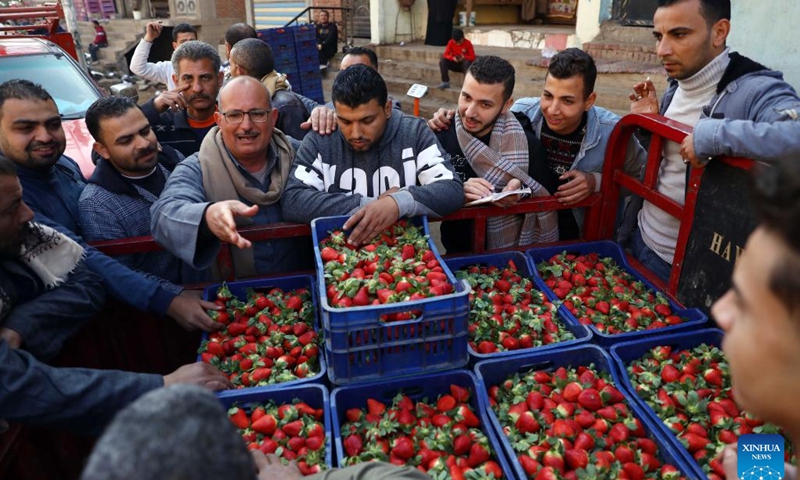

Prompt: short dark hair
xmin=171 ymin=41 xmax=222 ymax=76
xmin=547 ymin=48 xmax=597 ymax=99
xmin=656 ymin=0 xmax=730 ymax=25
xmin=80 ymin=386 xmax=256 ymax=480
xmin=85 ymin=96 xmax=139 ymax=143
xmin=231 ymin=38 xmax=274 ymax=79
xmin=172 ymin=23 xmax=197 ymax=42
xmin=344 ymin=46 xmax=379 ymax=70
xmin=467 ymin=55 xmax=515 ymax=102
xmin=0 ymin=155 xmax=18 ymax=178
xmin=225 ymin=23 xmax=257 ymax=47
xmin=751 ymin=160 xmax=800 ymax=314
xmin=332 ymin=64 xmax=387 ymax=108
xmin=92 ymin=20 xmax=100 ymax=26
xmin=0 ymin=79 xmax=54 ymax=119
xmin=452 ymin=28 xmax=464 ymax=42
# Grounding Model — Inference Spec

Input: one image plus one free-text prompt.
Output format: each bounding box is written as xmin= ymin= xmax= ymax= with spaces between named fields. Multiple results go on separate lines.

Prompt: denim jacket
xmin=510 ymin=98 xmax=646 ymax=230
xmin=668 ymin=52 xmax=800 ymax=164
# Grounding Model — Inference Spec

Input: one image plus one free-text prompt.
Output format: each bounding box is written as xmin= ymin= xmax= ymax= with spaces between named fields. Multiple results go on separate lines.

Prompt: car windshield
xmin=0 ymin=53 xmax=101 ymax=119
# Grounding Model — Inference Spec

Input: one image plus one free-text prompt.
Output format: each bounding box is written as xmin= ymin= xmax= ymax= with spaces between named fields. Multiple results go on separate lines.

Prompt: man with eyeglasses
xmin=151 ymin=76 xmax=310 ymax=279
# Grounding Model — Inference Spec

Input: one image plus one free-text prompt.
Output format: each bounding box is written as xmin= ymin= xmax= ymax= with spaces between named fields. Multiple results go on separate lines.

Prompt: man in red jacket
xmin=437 ymin=28 xmax=476 ymax=89
xmin=88 ymin=19 xmax=108 ymax=63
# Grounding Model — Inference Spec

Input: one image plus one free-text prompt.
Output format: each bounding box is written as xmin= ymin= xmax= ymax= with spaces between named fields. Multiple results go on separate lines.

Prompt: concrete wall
xmin=728 ymin=1 xmax=799 ymax=90
xmin=575 ymin=0 xmax=611 ymax=46
xmin=371 ymin=0 xmax=426 ymax=45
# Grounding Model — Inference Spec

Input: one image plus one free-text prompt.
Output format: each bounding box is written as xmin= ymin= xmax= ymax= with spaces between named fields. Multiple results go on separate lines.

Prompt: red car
xmin=0 ymin=37 xmax=104 ymax=177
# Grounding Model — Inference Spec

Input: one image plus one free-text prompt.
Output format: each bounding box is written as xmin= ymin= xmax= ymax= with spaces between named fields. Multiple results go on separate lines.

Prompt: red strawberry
xmin=564 ymin=449 xmax=589 ymax=470
xmin=515 ymin=411 xmax=541 ymax=434
xmin=321 ymin=246 xmax=339 ymax=262
xmin=366 ymin=398 xmax=386 ymax=415
xmin=345 ymin=408 xmax=363 ymax=422
xmin=519 ymin=455 xmax=540 ymax=477
xmin=391 ymin=436 xmax=415 ymax=460
xmin=467 ymin=443 xmax=490 ymax=468
xmin=437 ymin=394 xmax=457 ymax=412
xmin=252 ymin=414 xmax=277 ymax=435
xmin=453 ymin=435 xmax=472 ymax=456
xmin=682 ymin=432 xmax=710 ymax=452
xmin=282 ymin=420 xmax=303 ymax=437
xmin=343 ymin=434 xmax=363 ymax=456
xmin=228 ymin=406 xmax=249 ymax=429
xmin=456 ymin=405 xmax=481 ymax=428
xmin=661 ymin=364 xmax=681 ymax=382
xmin=577 ymin=388 xmax=602 ymax=411
xmin=450 ymin=384 xmax=471 ymax=403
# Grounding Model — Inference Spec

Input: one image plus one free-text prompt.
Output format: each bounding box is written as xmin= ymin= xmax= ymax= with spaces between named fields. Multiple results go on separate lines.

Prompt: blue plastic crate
xmin=297 ymin=54 xmax=321 ymax=73
xmin=219 ymin=383 xmax=333 ymax=470
xmin=474 ymin=344 xmax=697 ymax=480
xmin=294 ymin=38 xmax=317 ymax=55
xmin=292 ymin=24 xmax=317 ymax=43
xmin=199 ymin=274 xmax=326 ymax=399
xmin=444 ymin=251 xmax=592 ymax=364
xmin=258 ymin=27 xmax=295 ymax=47
xmin=312 ymin=215 xmax=470 ymax=384
xmin=298 ymin=68 xmax=322 ymax=88
xmin=330 ymin=370 xmax=513 ymax=477
xmin=274 ymin=55 xmax=299 ymax=72
xmin=526 ymin=240 xmax=708 ymax=347
xmin=269 ymin=42 xmax=297 ymax=62
xmin=610 ymin=329 xmax=725 ymax=479
xmin=299 ymin=86 xmax=325 ymax=105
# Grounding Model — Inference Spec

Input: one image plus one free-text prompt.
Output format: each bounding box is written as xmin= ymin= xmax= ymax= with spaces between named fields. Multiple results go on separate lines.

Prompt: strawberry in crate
xmin=319 ymin=220 xmax=454 ymax=321
xmin=487 ymin=364 xmax=688 ymax=480
xmin=455 ymin=260 xmax=575 ymax=354
xmin=198 ymin=284 xmax=321 ymax=388
xmin=627 ymin=343 xmax=793 ymax=479
xmin=228 ymin=397 xmax=327 ymax=475
xmin=537 ymin=252 xmax=687 ymax=334
xmin=340 ymin=384 xmax=503 ymax=479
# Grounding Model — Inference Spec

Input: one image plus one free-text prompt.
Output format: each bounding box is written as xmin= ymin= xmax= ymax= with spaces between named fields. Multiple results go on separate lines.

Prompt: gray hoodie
xmin=282 ymin=111 xmax=464 ymax=223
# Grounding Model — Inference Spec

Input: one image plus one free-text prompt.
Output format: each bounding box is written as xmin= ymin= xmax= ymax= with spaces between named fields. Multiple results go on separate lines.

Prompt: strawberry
xmin=450 ymin=384 xmax=471 ymax=403
xmin=577 ymin=388 xmax=602 ymax=411
xmin=467 ymin=443 xmax=490 ymax=468
xmin=366 ymin=398 xmax=386 ymax=415
xmin=390 ymin=436 xmax=415 ymax=460
xmin=564 ymin=449 xmax=588 ymax=470
xmin=281 ymin=420 xmax=303 ymax=437
xmin=228 ymin=406 xmax=250 ymax=429
xmin=343 ymin=434 xmax=363 ymax=457
xmin=437 ymin=394 xmax=457 ymax=412
xmin=252 ymin=413 xmax=277 ymax=435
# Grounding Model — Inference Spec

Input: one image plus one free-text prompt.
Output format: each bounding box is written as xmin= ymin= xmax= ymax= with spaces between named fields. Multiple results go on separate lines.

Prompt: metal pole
xmin=61 ymin=0 xmax=88 ymax=71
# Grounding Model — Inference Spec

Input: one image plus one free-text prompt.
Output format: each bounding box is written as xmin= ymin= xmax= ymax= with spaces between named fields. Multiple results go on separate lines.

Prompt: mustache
xmin=28 ymin=141 xmax=59 ymax=151
xmin=134 ymin=145 xmax=158 ymax=160
xmin=187 ymin=93 xmax=212 ymax=102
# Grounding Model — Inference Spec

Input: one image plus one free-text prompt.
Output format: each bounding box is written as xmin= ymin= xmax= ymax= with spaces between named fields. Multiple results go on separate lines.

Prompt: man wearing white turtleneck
xmin=627 ymin=0 xmax=800 ymax=281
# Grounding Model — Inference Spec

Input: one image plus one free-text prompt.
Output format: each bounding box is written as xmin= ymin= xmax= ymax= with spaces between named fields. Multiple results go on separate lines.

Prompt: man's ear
xmin=384 ymin=99 xmax=393 ymax=118
xmin=172 ymin=41 xmax=178 ymax=50
xmin=501 ymin=96 xmax=514 ymax=114
xmin=217 ymin=70 xmax=224 ymax=89
xmin=712 ymin=18 xmax=731 ymax=48
xmin=92 ymin=141 xmax=110 ymax=160
xmin=171 ymin=73 xmax=179 ymax=87
xmin=214 ymin=111 xmax=223 ymax=126
xmin=585 ymin=92 xmax=597 ymax=111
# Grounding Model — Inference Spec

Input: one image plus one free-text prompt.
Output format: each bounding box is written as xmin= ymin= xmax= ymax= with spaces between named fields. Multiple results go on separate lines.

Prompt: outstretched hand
xmin=204 ymin=200 xmax=259 ymax=249
xmin=343 ymin=196 xmax=400 ymax=246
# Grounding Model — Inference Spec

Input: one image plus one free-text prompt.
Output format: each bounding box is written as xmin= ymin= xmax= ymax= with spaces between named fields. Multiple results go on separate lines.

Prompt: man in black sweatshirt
xmin=282 ymin=65 xmax=464 ymax=245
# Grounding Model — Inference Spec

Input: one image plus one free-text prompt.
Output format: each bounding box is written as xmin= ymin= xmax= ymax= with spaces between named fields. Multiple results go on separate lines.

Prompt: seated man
xmin=436 ymin=55 xmax=557 ymax=252
xmin=151 ymin=76 xmax=309 ymax=279
xmin=712 ymin=159 xmax=800 ymax=478
xmin=79 ymin=96 xmax=201 ymax=285
xmin=139 ymin=41 xmax=223 ymax=158
xmin=0 ymin=79 xmax=218 ymax=332
xmin=437 ymin=28 xmax=475 ymax=90
xmin=229 ymin=38 xmax=310 ymax=141
xmin=129 ymin=22 xmax=197 ymax=91
xmin=430 ymin=48 xmax=646 ymax=240
xmin=282 ymin=64 xmax=463 ymax=246
xmin=315 ymin=10 xmax=338 ymax=67
xmin=0 ymin=157 xmax=231 ymax=434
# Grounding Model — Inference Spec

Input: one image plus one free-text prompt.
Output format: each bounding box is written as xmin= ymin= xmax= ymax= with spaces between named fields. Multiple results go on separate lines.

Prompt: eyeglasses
xmin=220 ymin=109 xmax=271 ymax=124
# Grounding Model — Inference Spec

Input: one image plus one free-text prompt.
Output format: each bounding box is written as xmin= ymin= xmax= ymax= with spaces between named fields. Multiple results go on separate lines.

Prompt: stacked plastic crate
xmin=292 ymin=24 xmax=324 ymax=104
xmin=256 ymin=27 xmax=298 ymax=87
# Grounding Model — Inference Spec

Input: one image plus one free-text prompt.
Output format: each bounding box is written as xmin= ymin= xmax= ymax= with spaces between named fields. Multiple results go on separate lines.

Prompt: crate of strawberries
xmin=197 ymin=275 xmax=326 ymax=398
xmin=610 ymin=329 xmax=793 ymax=479
xmin=221 ymin=383 xmax=332 ymax=476
xmin=311 ymin=216 xmax=470 ymax=384
xmin=445 ymin=251 xmax=592 ymax=363
xmin=475 ymin=344 xmax=696 ymax=480
xmin=330 ymin=369 xmax=513 ymax=479
xmin=526 ymin=241 xmax=707 ymax=346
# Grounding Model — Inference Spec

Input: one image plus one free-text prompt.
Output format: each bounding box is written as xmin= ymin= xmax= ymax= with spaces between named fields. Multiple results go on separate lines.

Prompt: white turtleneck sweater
xmin=639 ymin=49 xmax=731 ymax=264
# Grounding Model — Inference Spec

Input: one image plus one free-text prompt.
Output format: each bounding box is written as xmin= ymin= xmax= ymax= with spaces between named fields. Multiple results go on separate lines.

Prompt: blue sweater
xmin=14 ymin=156 xmax=180 ymax=314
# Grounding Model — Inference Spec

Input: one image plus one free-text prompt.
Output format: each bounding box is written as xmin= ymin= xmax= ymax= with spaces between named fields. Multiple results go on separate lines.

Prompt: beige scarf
xmin=0 ymin=222 xmax=84 ymax=320
xmin=198 ymin=126 xmax=295 ymax=278
xmin=260 ymin=71 xmax=291 ymax=97
xmin=455 ymin=111 xmax=559 ymax=249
